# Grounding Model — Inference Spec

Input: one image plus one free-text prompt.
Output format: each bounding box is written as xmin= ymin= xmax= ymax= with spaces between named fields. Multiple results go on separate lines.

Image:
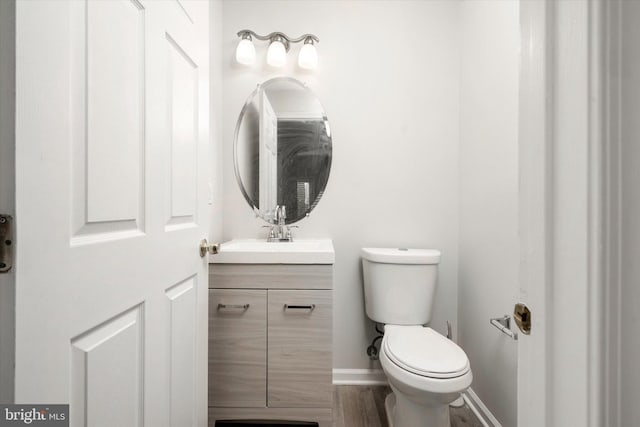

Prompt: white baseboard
xmin=332 ymin=368 xmax=388 ymax=385
xmin=463 ymin=388 xmax=502 ymax=427
xmin=333 ymin=371 xmax=501 ymax=427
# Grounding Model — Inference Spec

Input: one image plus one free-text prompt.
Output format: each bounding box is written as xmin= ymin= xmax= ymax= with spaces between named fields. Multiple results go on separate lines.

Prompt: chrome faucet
xmin=266 ymin=205 xmax=295 ymax=242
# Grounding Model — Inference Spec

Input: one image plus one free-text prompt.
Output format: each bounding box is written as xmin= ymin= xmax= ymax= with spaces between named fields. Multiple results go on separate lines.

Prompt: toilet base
xmin=385 ymin=392 xmax=395 ymax=427
xmin=384 ymin=389 xmax=451 ymax=427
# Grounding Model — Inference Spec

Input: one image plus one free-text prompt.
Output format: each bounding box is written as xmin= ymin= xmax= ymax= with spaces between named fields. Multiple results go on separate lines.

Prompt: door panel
xmin=70 ymin=0 xmax=146 ymax=244
xmin=86 ymin=0 xmax=145 ymax=224
xmin=71 ymin=306 xmax=144 ymax=427
xmin=166 ymin=276 xmax=197 ymax=426
xmin=14 ymin=1 xmax=210 ymax=426
xmin=166 ymin=32 xmax=198 ymax=228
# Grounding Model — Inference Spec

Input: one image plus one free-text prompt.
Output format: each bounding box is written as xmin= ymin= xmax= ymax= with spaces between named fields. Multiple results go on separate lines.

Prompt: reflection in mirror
xmin=234 ymin=77 xmax=332 ymax=224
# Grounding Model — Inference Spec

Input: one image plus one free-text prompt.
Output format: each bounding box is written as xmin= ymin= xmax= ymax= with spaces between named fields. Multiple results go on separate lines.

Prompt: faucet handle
xmin=262 ymin=224 xmax=276 ymax=239
xmin=284 ymin=225 xmax=298 ymax=241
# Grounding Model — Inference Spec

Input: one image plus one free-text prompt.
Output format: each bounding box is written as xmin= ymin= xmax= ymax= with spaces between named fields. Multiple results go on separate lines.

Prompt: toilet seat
xmin=383 ymin=325 xmax=470 ymax=379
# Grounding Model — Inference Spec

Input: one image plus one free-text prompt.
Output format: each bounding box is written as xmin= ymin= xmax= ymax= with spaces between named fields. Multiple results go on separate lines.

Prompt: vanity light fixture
xmin=266 ymin=35 xmax=288 ymax=67
xmin=236 ymin=30 xmax=320 ymax=69
xmin=235 ymin=32 xmax=256 ymax=65
xmin=298 ymin=36 xmax=318 ymax=70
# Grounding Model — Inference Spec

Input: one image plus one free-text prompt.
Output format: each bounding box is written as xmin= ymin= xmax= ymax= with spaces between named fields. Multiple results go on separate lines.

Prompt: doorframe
xmin=517 ymin=1 xmax=552 ymax=424
xmin=518 ymin=1 xmax=605 ymax=426
xmin=602 ymin=1 xmax=622 ymax=426
xmin=0 ymin=0 xmax=16 ymax=404
xmin=1 ymin=0 xmax=611 ymax=421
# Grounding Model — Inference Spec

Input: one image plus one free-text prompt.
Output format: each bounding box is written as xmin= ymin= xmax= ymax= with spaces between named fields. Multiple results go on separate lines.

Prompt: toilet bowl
xmin=360 ymin=247 xmax=473 ymax=427
xmin=379 ymin=325 xmax=472 ymax=427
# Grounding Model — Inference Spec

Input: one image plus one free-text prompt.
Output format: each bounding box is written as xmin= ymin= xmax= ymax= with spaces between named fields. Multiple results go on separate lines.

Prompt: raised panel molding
xmin=165 ymin=276 xmax=197 ymax=427
xmin=165 ymin=32 xmax=199 ymax=231
xmin=175 ymin=0 xmax=195 ymax=24
xmin=71 ymin=305 xmax=144 ymax=427
xmin=70 ymin=0 xmax=146 ymax=246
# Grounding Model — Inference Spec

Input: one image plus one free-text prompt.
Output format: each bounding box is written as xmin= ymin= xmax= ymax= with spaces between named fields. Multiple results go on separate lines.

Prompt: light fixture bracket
xmin=236 ymin=30 xmax=320 ymax=52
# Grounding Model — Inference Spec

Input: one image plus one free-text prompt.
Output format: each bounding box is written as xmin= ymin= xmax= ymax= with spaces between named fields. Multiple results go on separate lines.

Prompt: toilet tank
xmin=361 ymin=248 xmax=441 ymax=325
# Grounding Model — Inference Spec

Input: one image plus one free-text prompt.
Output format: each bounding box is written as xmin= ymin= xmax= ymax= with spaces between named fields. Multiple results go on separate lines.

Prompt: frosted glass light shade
xmin=267 ymin=40 xmax=287 ymax=67
xmin=298 ymin=43 xmax=318 ymax=70
xmin=235 ymin=38 xmax=256 ymax=65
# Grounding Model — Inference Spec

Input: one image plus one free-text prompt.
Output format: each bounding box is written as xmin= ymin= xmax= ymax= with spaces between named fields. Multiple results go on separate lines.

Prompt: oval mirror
xmin=234 ymin=77 xmax=332 ymax=224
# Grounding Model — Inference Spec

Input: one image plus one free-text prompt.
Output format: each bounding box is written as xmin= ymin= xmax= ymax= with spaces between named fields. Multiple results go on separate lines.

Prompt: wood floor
xmin=333 ymin=386 xmax=483 ymax=427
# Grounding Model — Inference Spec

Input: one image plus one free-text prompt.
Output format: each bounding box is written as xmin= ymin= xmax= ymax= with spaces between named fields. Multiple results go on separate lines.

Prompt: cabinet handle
xmin=217 ymin=303 xmax=250 ymax=310
xmin=284 ymin=304 xmax=316 ymax=311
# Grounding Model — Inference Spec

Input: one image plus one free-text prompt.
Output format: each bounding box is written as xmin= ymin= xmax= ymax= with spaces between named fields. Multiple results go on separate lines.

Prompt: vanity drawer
xmin=267 ymin=290 xmax=332 ymax=408
xmin=209 ymin=289 xmax=266 ymax=408
xmin=209 ymin=264 xmax=333 ymax=290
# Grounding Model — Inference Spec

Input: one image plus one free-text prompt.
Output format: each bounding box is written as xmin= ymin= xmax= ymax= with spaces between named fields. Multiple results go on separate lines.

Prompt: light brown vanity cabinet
xmin=208 ymin=264 xmax=333 ymax=427
xmin=267 ymin=289 xmax=332 ymax=408
xmin=208 ymin=289 xmax=267 ymax=408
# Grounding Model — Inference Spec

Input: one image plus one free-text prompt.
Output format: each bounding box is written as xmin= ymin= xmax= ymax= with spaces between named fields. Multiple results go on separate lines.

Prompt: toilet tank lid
xmin=361 ymin=248 xmax=441 ymax=265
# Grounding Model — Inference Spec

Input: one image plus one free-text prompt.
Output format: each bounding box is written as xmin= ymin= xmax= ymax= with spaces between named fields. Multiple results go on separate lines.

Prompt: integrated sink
xmin=209 ymin=239 xmax=335 ymax=264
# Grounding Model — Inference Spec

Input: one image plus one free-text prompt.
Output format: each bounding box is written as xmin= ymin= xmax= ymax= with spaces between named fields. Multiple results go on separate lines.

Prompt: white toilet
xmin=361 ymin=247 xmax=472 ymax=427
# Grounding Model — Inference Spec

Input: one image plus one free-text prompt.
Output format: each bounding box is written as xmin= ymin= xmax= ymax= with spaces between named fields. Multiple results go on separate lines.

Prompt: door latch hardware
xmin=0 ymin=214 xmax=13 ymax=273
xmin=514 ymin=303 xmax=531 ymax=335
xmin=200 ymin=239 xmax=221 ymax=258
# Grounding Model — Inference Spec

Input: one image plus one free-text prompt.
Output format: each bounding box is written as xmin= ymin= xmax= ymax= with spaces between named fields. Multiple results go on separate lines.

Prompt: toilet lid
xmin=383 ymin=326 xmax=470 ymax=379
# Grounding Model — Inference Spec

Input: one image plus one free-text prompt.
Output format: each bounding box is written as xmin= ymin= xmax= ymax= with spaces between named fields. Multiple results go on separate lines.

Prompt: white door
xmin=518 ymin=1 xmax=603 ymax=426
xmin=14 ymin=1 xmax=210 ymax=426
xmin=259 ymin=90 xmax=278 ymax=217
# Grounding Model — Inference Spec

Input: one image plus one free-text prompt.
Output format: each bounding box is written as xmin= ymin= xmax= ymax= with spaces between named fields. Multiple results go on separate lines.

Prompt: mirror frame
xmin=233 ymin=77 xmax=332 ymax=225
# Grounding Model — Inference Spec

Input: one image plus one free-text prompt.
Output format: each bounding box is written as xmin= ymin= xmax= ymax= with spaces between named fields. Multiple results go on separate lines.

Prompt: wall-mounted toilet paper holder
xmin=489 ymin=315 xmax=518 ymax=340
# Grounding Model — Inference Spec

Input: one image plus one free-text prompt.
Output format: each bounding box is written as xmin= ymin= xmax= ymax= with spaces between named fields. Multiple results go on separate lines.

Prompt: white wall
xmin=458 ymin=1 xmax=519 ymax=426
xmin=220 ymin=0 xmax=461 ymax=369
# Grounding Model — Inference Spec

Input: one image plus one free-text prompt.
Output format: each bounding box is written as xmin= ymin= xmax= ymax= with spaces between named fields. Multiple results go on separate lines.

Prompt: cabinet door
xmin=268 ymin=290 xmax=332 ymax=408
xmin=209 ymin=289 xmax=266 ymax=407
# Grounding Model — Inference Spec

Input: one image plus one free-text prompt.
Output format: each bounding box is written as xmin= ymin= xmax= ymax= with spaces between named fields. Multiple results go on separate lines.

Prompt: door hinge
xmin=0 ymin=214 xmax=13 ymax=273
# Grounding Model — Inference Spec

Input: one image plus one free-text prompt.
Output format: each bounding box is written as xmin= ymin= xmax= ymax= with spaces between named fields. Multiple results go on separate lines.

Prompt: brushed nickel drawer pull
xmin=284 ymin=304 xmax=316 ymax=311
xmin=217 ymin=303 xmax=250 ymax=310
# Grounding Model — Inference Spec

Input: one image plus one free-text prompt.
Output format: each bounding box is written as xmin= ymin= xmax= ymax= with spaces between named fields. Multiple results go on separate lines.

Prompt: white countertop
xmin=209 ymin=239 xmax=335 ymax=265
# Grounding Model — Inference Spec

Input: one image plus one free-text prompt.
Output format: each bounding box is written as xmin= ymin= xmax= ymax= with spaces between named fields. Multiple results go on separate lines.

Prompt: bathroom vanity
xmin=208 ymin=240 xmax=334 ymax=427
xmin=208 ymin=77 xmax=334 ymax=426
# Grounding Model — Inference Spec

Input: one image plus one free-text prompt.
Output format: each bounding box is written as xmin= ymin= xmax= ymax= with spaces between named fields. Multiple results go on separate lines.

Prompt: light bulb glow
xmin=235 ymin=38 xmax=256 ymax=65
xmin=267 ymin=40 xmax=287 ymax=67
xmin=298 ymin=43 xmax=318 ymax=70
